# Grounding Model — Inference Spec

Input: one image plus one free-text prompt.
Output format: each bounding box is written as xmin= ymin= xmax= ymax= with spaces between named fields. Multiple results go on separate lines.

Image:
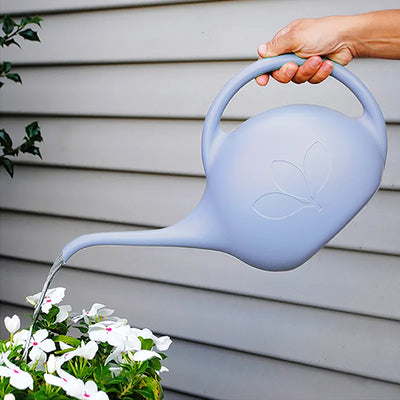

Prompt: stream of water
xmin=22 ymin=253 xmax=64 ymax=360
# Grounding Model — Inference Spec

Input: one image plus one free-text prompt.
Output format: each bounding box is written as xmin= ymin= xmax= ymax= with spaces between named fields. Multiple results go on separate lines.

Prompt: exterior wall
xmin=1 ymin=1 xmax=399 ymax=399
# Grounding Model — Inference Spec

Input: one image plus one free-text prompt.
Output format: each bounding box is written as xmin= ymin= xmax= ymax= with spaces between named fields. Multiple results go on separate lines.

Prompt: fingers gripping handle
xmin=201 ymin=54 xmax=386 ymax=173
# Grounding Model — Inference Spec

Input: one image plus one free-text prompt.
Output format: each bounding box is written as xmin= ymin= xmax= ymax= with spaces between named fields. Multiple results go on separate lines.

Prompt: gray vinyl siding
xmin=0 ymin=1 xmax=399 ymax=399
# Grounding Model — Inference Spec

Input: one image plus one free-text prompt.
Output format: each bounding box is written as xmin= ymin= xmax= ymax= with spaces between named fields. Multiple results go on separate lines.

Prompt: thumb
xmin=258 ymin=33 xmax=297 ymax=58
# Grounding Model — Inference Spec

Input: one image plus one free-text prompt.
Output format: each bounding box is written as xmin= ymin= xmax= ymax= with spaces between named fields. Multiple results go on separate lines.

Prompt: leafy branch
xmin=0 ymin=122 xmax=43 ymax=177
xmin=0 ymin=15 xmax=43 ymax=177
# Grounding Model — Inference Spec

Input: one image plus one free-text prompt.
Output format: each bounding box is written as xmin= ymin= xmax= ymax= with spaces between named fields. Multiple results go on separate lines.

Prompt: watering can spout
xmin=61 ymin=196 xmax=223 ymax=264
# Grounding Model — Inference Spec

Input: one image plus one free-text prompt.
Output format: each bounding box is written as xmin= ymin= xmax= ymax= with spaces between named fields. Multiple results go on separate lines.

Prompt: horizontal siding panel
xmin=0 ymin=166 xmax=205 ymax=227
xmin=2 ymin=1 xmax=399 ymax=63
xmin=2 ymin=305 xmax=399 ymax=400
xmin=1 ymin=166 xmax=399 ymax=254
xmin=0 ymin=0 xmax=208 ymax=14
xmin=2 ymin=258 xmax=400 ymax=383
xmin=0 ymin=116 xmax=206 ymax=176
xmin=1 ymin=116 xmax=399 ymax=188
xmin=1 ymin=212 xmax=400 ymax=321
xmin=1 ymin=60 xmax=399 ymax=122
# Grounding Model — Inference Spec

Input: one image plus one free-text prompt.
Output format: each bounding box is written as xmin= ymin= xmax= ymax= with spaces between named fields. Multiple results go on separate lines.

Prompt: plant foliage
xmin=0 ymin=15 xmax=43 ymax=177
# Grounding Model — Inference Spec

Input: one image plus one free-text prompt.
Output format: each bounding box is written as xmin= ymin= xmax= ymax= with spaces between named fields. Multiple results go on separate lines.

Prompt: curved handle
xmin=201 ymin=54 xmax=386 ymax=173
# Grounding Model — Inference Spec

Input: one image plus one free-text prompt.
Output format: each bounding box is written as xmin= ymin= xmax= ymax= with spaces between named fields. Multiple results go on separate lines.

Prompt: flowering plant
xmin=0 ymin=287 xmax=171 ymax=400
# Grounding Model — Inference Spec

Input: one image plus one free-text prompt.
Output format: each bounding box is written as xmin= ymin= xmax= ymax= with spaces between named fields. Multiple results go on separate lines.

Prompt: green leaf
xmin=20 ymin=143 xmax=42 ymax=158
xmin=134 ymin=387 xmax=157 ymax=400
xmin=1 ymin=62 xmax=12 ymax=74
xmin=2 ymin=16 xmax=17 ymax=35
xmin=140 ymin=338 xmax=154 ymax=351
xmin=149 ymin=357 xmax=162 ymax=372
xmin=1 ymin=157 xmax=14 ymax=177
xmin=4 ymin=38 xmax=21 ymax=48
xmin=54 ymin=335 xmax=81 ymax=347
xmin=0 ymin=129 xmax=13 ymax=148
xmin=6 ymin=72 xmax=22 ymax=83
xmin=25 ymin=121 xmax=42 ymax=140
xmin=20 ymin=16 xmax=42 ymax=28
xmin=19 ymin=28 xmax=40 ymax=42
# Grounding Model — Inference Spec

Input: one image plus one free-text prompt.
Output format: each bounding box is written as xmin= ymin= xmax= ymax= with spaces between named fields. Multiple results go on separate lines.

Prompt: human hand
xmin=256 ymin=16 xmax=356 ymax=86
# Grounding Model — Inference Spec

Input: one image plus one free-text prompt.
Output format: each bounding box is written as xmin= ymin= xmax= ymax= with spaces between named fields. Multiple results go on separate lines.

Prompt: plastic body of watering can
xmin=62 ymin=54 xmax=387 ymax=271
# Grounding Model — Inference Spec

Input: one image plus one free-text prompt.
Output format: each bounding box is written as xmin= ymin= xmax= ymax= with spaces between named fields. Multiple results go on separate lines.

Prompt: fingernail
xmin=258 ymin=44 xmax=267 ymax=56
xmin=323 ymin=60 xmax=334 ymax=70
xmin=284 ymin=64 xmax=297 ymax=77
xmin=309 ymin=57 xmax=322 ymax=68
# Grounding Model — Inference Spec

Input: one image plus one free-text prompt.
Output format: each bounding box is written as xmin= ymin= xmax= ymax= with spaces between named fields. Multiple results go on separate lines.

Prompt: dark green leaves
xmin=0 ymin=129 xmax=13 ymax=149
xmin=0 ymin=122 xmax=43 ymax=177
xmin=0 ymin=157 xmax=14 ymax=177
xmin=0 ymin=15 xmax=43 ymax=178
xmin=1 ymin=15 xmax=16 ymax=35
xmin=0 ymin=15 xmax=41 ymax=47
xmin=19 ymin=28 xmax=40 ymax=42
xmin=20 ymin=16 xmax=42 ymax=28
xmin=5 ymin=72 xmax=22 ymax=83
xmin=25 ymin=121 xmax=42 ymax=141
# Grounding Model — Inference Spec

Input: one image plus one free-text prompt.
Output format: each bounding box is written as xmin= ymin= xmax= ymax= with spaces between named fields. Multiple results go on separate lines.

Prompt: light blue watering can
xmin=62 ymin=54 xmax=387 ymax=272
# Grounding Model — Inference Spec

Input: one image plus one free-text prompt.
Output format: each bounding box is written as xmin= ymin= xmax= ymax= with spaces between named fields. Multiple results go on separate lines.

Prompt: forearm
xmin=343 ymin=10 xmax=400 ymax=59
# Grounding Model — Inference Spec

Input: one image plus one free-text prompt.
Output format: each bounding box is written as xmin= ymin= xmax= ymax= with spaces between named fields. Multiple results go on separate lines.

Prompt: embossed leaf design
xmin=303 ymin=141 xmax=330 ymax=196
xmin=252 ymin=192 xmax=309 ymax=220
xmin=271 ymin=160 xmax=309 ymax=201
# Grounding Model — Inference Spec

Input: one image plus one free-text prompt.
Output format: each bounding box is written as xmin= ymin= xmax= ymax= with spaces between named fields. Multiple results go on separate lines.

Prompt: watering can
xmin=62 ymin=54 xmax=387 ymax=272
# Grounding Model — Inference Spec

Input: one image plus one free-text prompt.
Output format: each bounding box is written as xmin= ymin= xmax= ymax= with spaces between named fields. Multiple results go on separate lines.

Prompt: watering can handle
xmin=201 ymin=53 xmax=386 ymax=172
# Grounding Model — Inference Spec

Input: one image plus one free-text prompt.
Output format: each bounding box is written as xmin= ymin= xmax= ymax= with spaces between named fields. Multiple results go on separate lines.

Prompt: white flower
xmin=12 ymin=329 xmax=29 ymax=346
xmin=105 ymin=346 xmax=124 ymax=365
xmin=79 ymin=380 xmax=109 ymax=400
xmin=55 ymin=305 xmax=72 ymax=323
xmin=4 ymin=394 xmax=16 ymax=400
xmin=4 ymin=315 xmax=20 ymax=334
xmin=72 ymin=303 xmax=114 ymax=324
xmin=45 ymin=368 xmax=84 ymax=398
xmin=28 ymin=329 xmax=56 ymax=362
xmin=89 ymin=319 xmax=130 ymax=347
xmin=131 ymin=327 xmax=172 ymax=351
xmin=0 ymin=356 xmax=34 ymax=390
xmin=77 ymin=340 xmax=98 ymax=360
xmin=46 ymin=354 xmax=57 ymax=373
xmin=27 ymin=287 xmax=65 ymax=313
xmin=45 ymin=371 xmax=108 ymax=400
xmin=58 ymin=340 xmax=98 ymax=365
xmin=28 ymin=348 xmax=47 ymax=371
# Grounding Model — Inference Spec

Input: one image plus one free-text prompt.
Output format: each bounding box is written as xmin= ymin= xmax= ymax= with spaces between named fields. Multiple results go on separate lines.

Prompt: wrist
xmin=339 ymin=10 xmax=400 ymax=59
xmin=333 ymin=14 xmax=367 ymax=59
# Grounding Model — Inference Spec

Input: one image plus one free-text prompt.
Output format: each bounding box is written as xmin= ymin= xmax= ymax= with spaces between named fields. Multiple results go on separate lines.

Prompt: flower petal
xmin=10 ymin=369 xmax=34 ymax=390
xmin=39 ymin=338 xmax=56 ymax=353
xmin=0 ymin=366 xmax=12 ymax=377
xmin=4 ymin=315 xmax=20 ymax=334
xmin=155 ymin=336 xmax=172 ymax=351
xmin=55 ymin=305 xmax=72 ymax=323
xmin=89 ymin=329 xmax=108 ymax=343
xmin=44 ymin=373 xmax=64 ymax=388
xmin=33 ymin=329 xmax=48 ymax=343
xmin=84 ymin=380 xmax=98 ymax=395
xmin=29 ymin=346 xmax=43 ymax=362
xmin=132 ymin=350 xmax=161 ymax=362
